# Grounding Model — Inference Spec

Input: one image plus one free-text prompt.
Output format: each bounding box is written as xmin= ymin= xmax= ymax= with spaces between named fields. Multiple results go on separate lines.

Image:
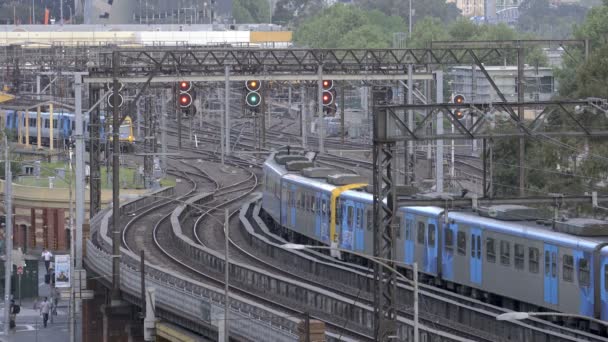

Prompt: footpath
xmin=0 ymin=260 xmax=70 ymax=342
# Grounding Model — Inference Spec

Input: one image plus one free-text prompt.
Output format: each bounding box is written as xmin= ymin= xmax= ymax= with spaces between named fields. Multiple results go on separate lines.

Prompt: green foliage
xmin=233 ymin=0 xmax=270 ymax=24
xmin=293 ymin=5 xmax=405 ymax=48
xmin=518 ymin=0 xmax=588 ymax=39
xmin=273 ymin=0 xmax=325 ymax=26
xmin=355 ymin=0 xmax=461 ymax=27
xmin=408 ymin=17 xmax=450 ymax=48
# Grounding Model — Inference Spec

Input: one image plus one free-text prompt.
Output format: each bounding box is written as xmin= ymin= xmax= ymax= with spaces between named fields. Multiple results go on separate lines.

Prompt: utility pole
xmin=225 ymin=66 xmax=231 ymax=157
xmin=3 ymin=135 xmax=13 ymax=337
xmin=111 ymin=51 xmax=121 ymax=302
xmin=223 ymin=209 xmax=230 ymax=342
xmin=436 ymin=71 xmax=444 ymax=193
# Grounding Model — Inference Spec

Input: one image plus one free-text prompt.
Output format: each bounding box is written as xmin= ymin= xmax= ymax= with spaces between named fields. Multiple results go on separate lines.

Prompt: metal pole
xmin=406 ymin=64 xmax=414 ymax=185
xmin=517 ymin=46 xmax=525 ymax=197
xmin=111 ymin=51 xmax=121 ymax=301
xmin=3 ymin=135 xmax=12 ymax=337
xmin=301 ymin=84 xmax=307 ymax=149
xmin=68 ymin=146 xmax=75 ymax=342
xmin=140 ymin=250 xmax=145 ymax=316
xmin=75 ymin=74 xmax=84 ymax=271
xmin=317 ymin=65 xmax=325 ymax=153
xmin=60 ymin=0 xmax=63 ymax=25
xmin=340 ymin=85 xmax=345 ymax=144
xmin=436 ymin=71 xmax=444 ymax=193
xmin=288 ymin=84 xmax=292 ymax=119
xmin=161 ymin=91 xmax=167 ymax=174
xmin=408 ymin=0 xmax=412 ymax=38
xmin=32 ymin=0 xmax=35 ymax=24
xmin=413 ymin=262 xmax=419 ymax=342
xmin=224 ymin=66 xmax=230 ymax=157
xmin=223 ymin=208 xmax=230 ymax=342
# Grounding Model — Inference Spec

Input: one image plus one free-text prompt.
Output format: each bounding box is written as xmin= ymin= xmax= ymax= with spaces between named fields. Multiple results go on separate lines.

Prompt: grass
xmin=15 ymin=161 xmax=176 ymax=190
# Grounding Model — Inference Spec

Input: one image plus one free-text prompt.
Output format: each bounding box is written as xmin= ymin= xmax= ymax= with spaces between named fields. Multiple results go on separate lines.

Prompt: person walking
xmin=41 ymin=248 xmax=53 ymax=273
xmin=9 ymin=299 xmax=20 ymax=329
xmin=40 ymin=297 xmax=50 ymax=328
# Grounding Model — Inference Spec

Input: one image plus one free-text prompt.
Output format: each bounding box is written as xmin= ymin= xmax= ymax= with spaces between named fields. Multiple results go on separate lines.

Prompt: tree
xmin=233 ymin=0 xmax=270 ymax=24
xmin=518 ymin=0 xmax=588 ymax=39
xmin=293 ymin=5 xmax=405 ymax=49
xmin=408 ymin=17 xmax=449 ymax=48
xmin=273 ymin=0 xmax=325 ymax=26
xmin=355 ymin=0 xmax=461 ymax=28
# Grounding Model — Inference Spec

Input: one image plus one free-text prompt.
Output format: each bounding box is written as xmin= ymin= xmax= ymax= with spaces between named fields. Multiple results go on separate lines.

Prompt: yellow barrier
xmin=250 ymin=31 xmax=293 ymax=43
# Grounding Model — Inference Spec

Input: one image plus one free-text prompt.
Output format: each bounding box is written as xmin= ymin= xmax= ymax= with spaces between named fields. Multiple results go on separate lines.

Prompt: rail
xmin=85 ymin=186 xmax=300 ymax=342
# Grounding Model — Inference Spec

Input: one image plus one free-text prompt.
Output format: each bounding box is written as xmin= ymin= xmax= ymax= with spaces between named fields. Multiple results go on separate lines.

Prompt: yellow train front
xmin=118 ymin=115 xmax=136 ymax=152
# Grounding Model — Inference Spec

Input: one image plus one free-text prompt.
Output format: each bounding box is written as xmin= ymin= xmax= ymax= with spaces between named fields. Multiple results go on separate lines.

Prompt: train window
xmin=394 ymin=217 xmax=401 ymax=238
xmin=563 ymin=255 xmax=574 ymax=282
xmin=417 ymin=222 xmax=425 ymax=245
xmin=457 ymin=231 xmax=466 ymax=255
xmin=336 ymin=201 xmax=342 ymax=223
xmin=357 ymin=208 xmax=363 ymax=228
xmin=578 ymin=258 xmax=590 ymax=287
xmin=500 ymin=241 xmax=511 ymax=266
xmin=29 ymin=118 xmax=36 ymax=127
xmin=552 ymin=252 xmax=557 ymax=278
xmin=476 ymin=236 xmax=481 ymax=259
xmin=322 ymin=199 xmax=327 ymax=214
xmin=366 ymin=210 xmax=372 ymax=231
xmin=514 ymin=244 xmax=525 ymax=270
xmin=72 ymin=121 xmax=75 ymax=131
xmin=312 ymin=198 xmax=317 ymax=213
xmin=545 ymin=251 xmax=550 ymax=275
xmin=444 ymin=228 xmax=454 ymax=251
xmin=53 ymin=119 xmax=57 ymax=128
xmin=605 ymin=265 xmax=608 ymax=291
xmin=428 ymin=224 xmax=435 ymax=245
xmin=347 ymin=206 xmax=354 ymax=226
xmin=486 ymin=238 xmax=496 ymax=263
xmin=44 ymin=119 xmax=49 ymax=128
xmin=529 ymin=247 xmax=539 ymax=273
xmin=405 ymin=219 xmax=413 ymax=241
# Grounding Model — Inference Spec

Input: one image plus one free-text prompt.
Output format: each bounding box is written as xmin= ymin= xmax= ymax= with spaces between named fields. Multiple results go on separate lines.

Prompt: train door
xmin=544 ymin=244 xmax=559 ymax=305
xmin=442 ymin=223 xmax=457 ymax=281
xmin=425 ymin=218 xmax=438 ymax=274
xmin=355 ymin=203 xmax=365 ymax=252
xmin=320 ymin=193 xmax=330 ymax=243
xmin=289 ymin=185 xmax=297 ymax=228
xmin=280 ymin=182 xmax=288 ymax=226
xmin=404 ymin=214 xmax=415 ymax=265
xmin=470 ymin=228 xmax=482 ymax=285
xmin=601 ymin=256 xmax=608 ymax=320
xmin=340 ymin=199 xmax=355 ymax=250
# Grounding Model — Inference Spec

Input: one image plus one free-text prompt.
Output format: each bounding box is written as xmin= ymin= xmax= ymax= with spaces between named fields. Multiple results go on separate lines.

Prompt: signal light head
xmin=246 ymin=92 xmax=261 ymax=107
xmin=179 ymin=93 xmax=192 ymax=108
xmin=322 ymin=80 xmax=333 ymax=91
xmin=454 ymin=109 xmax=465 ymax=120
xmin=322 ymin=91 xmax=334 ymax=106
xmin=454 ymin=94 xmax=465 ymax=105
xmin=178 ymin=81 xmax=192 ymax=92
xmin=246 ymin=80 xmax=261 ymax=92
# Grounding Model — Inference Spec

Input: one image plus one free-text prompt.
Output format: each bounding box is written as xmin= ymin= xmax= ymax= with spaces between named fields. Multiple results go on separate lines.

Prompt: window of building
xmin=529 ymin=247 xmax=539 ymax=273
xmin=579 ymin=258 xmax=590 ymax=287
xmin=514 ymin=244 xmax=525 ymax=270
xmin=457 ymin=231 xmax=466 ymax=256
xmin=444 ymin=228 xmax=454 ymax=252
xmin=500 ymin=240 xmax=511 ymax=266
xmin=486 ymin=238 xmax=496 ymax=263
xmin=417 ymin=222 xmax=425 ymax=245
xmin=563 ymin=255 xmax=574 ymax=282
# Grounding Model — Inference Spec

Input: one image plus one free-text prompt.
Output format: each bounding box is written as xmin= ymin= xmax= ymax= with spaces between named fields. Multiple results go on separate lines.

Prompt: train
xmin=262 ymin=149 xmax=608 ymax=331
xmin=2 ymin=110 xmax=135 ymax=152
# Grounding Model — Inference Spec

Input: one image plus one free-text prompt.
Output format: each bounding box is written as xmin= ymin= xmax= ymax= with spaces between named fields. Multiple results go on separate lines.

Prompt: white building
xmin=449 ymin=65 xmax=557 ymax=103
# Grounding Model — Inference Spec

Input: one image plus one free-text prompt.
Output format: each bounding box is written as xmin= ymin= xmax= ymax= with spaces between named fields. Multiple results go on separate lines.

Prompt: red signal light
xmin=454 ymin=94 xmax=465 ymax=104
xmin=322 ymin=91 xmax=334 ymax=106
xmin=178 ymin=81 xmax=192 ymax=92
xmin=322 ymin=80 xmax=333 ymax=91
xmin=179 ymin=93 xmax=192 ymax=108
xmin=454 ymin=109 xmax=465 ymax=120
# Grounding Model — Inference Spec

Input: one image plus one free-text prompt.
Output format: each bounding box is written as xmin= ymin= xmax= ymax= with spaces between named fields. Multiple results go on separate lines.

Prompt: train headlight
xmin=128 ymin=136 xmax=134 ymax=143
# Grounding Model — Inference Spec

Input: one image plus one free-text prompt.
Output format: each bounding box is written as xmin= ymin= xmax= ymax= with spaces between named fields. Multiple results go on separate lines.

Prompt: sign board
xmin=54 ymin=255 xmax=71 ymax=288
xmin=59 ymin=289 xmax=94 ymax=300
xmin=16 ymin=266 xmax=23 ymax=275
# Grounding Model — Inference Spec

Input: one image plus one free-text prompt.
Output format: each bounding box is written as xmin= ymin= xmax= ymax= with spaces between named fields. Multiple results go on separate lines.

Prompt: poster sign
xmin=54 ymin=254 xmax=71 ymax=288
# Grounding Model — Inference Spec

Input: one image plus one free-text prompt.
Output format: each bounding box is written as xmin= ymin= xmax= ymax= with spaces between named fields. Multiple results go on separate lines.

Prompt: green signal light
xmin=246 ymin=91 xmax=261 ymax=107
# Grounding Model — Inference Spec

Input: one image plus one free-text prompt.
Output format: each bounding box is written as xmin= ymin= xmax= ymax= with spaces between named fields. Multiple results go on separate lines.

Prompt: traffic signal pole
xmin=3 ymin=134 xmax=13 ymax=337
xmin=225 ymin=66 xmax=231 ymax=157
xmin=435 ymin=71 xmax=444 ymax=193
xmin=317 ymin=65 xmax=325 ymax=154
xmin=300 ymin=84 xmax=307 ymax=149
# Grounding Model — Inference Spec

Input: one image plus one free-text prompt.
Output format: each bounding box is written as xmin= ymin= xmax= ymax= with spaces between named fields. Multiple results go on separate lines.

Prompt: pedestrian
xmin=9 ymin=299 xmax=20 ymax=329
xmin=41 ymin=248 xmax=53 ymax=273
xmin=40 ymin=297 xmax=50 ymax=328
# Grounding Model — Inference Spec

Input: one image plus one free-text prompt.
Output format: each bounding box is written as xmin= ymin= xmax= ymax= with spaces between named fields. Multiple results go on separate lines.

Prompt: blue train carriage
xmin=262 ymin=154 xmax=287 ymax=222
xmin=446 ymin=207 xmax=608 ymax=328
xmin=5 ymin=110 xmax=74 ymax=145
